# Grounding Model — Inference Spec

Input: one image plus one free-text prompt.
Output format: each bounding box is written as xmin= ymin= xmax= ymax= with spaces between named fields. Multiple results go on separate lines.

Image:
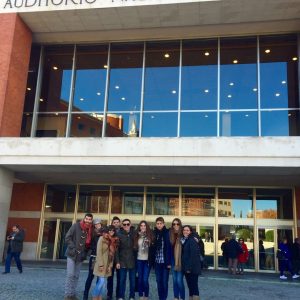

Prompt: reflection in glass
xmin=220 ymin=37 xmax=258 ymax=110
xmin=146 ymin=187 xmax=179 ymax=215
xmin=144 ymin=41 xmax=180 ymax=110
xmin=106 ymin=112 xmax=140 ymax=137
xmin=258 ymin=228 xmax=275 ymax=271
xmin=40 ymin=220 xmax=56 ymax=259
xmin=220 ymin=111 xmax=258 ymax=136
xmin=142 ymin=112 xmax=177 ymax=137
xmin=73 ymin=45 xmax=108 ymax=112
xmin=39 ymin=45 xmax=74 ymax=112
xmin=111 ymin=186 xmax=144 ymax=214
xmin=260 ymin=35 xmax=299 ymax=109
xmin=70 ymin=113 xmax=103 ymax=137
xmin=181 ymin=39 xmax=218 ymax=110
xmin=45 ymin=185 xmax=76 ymax=213
xmin=218 ymin=225 xmax=254 ymax=269
xmin=78 ymin=185 xmax=109 ymax=213
xmin=182 ymin=187 xmax=215 ymax=216
xmin=180 ymin=112 xmax=217 ymax=137
xmin=107 ymin=43 xmax=143 ymax=112
xmin=36 ymin=113 xmax=68 ymax=137
xmin=21 ymin=113 xmax=33 ymax=137
xmin=199 ymin=226 xmax=214 ymax=267
xmin=256 ymin=189 xmax=293 ymax=219
xmin=218 ymin=188 xmax=253 ymax=218
xmin=261 ymin=110 xmax=300 ymax=136
xmin=56 ymin=221 xmax=72 ymax=259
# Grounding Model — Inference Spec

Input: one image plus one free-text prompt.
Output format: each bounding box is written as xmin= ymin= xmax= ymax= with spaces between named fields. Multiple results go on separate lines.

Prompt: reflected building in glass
xmin=0 ymin=0 xmax=300 ymax=273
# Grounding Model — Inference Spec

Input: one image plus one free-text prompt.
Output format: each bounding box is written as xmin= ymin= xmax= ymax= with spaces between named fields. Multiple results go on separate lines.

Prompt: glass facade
xmin=23 ymin=34 xmax=299 ymax=138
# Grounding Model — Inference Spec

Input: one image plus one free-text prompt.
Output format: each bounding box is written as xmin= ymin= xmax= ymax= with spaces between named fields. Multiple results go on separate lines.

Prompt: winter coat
xmin=93 ymin=236 xmax=114 ymax=277
xmin=65 ymin=222 xmax=89 ymax=263
xmin=181 ymin=235 xmax=202 ymax=275
xmin=291 ymin=242 xmax=300 ymax=261
xmin=226 ymin=238 xmax=242 ymax=259
xmin=278 ymin=242 xmax=292 ymax=261
xmin=8 ymin=229 xmax=25 ymax=253
xmin=115 ymin=227 xmax=136 ymax=269
xmin=238 ymin=243 xmax=249 ymax=263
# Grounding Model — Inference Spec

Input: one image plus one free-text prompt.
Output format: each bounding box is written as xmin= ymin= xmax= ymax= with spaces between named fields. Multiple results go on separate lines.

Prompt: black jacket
xmin=291 ymin=242 xmax=300 ymax=260
xmin=152 ymin=226 xmax=171 ymax=266
xmin=8 ymin=229 xmax=25 ymax=253
xmin=226 ymin=238 xmax=242 ymax=259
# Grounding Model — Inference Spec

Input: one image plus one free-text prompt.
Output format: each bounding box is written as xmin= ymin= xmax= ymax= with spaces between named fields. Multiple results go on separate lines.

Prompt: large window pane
xmin=142 ymin=112 xmax=177 ymax=137
xmin=218 ymin=188 xmax=253 ymax=218
xmin=181 ymin=39 xmax=218 ymax=110
xmin=258 ymin=228 xmax=275 ymax=271
xmin=261 ymin=110 xmax=300 ymax=136
xmin=39 ymin=45 xmax=74 ymax=112
xmin=45 ymin=185 xmax=76 ymax=213
xmin=146 ymin=187 xmax=179 ymax=215
xmin=256 ymin=189 xmax=293 ymax=219
xmin=220 ymin=37 xmax=258 ymax=110
xmin=70 ymin=113 xmax=103 ymax=137
xmin=111 ymin=186 xmax=144 ymax=214
xmin=72 ymin=45 xmax=108 ymax=112
xmin=107 ymin=43 xmax=143 ymax=112
xmin=199 ymin=226 xmax=214 ymax=267
xmin=180 ymin=112 xmax=217 ymax=137
xmin=36 ymin=113 xmax=67 ymax=137
xmin=78 ymin=185 xmax=109 ymax=213
xmin=144 ymin=41 xmax=180 ymax=110
xmin=40 ymin=220 xmax=56 ymax=259
xmin=182 ymin=187 xmax=215 ymax=216
xmin=220 ymin=111 xmax=258 ymax=136
xmin=260 ymin=35 xmax=299 ymax=109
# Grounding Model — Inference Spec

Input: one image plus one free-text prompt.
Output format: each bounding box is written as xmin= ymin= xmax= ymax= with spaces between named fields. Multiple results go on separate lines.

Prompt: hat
xmin=93 ymin=218 xmax=102 ymax=225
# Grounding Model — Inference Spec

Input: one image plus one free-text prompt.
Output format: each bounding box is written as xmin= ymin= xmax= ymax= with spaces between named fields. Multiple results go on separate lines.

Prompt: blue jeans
xmin=92 ymin=276 xmax=107 ymax=297
xmin=137 ymin=260 xmax=151 ymax=297
xmin=107 ymin=266 xmax=120 ymax=298
xmin=119 ymin=267 xmax=135 ymax=299
xmin=279 ymin=259 xmax=294 ymax=276
xmin=172 ymin=267 xmax=185 ymax=300
xmin=155 ymin=263 xmax=170 ymax=300
xmin=5 ymin=251 xmax=22 ymax=273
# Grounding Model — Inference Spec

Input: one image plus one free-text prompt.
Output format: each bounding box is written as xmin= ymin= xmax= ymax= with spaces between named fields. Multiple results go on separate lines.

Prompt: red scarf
xmin=80 ymin=220 xmax=92 ymax=248
xmin=102 ymin=233 xmax=119 ymax=262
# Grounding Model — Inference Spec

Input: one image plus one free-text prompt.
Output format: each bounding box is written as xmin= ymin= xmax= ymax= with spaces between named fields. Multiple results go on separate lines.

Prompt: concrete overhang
xmin=1 ymin=0 xmax=300 ymax=43
xmin=1 ymin=137 xmax=300 ymax=186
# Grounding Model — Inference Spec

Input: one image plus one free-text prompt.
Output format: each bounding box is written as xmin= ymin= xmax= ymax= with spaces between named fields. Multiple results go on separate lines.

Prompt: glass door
xmin=258 ymin=228 xmax=275 ymax=271
xmin=198 ymin=225 xmax=214 ymax=268
xmin=56 ymin=221 xmax=72 ymax=259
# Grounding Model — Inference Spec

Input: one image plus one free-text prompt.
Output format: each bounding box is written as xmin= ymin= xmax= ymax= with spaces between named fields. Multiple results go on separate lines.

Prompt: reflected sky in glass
xmin=261 ymin=110 xmax=290 ymax=136
xmin=219 ymin=199 xmax=253 ymax=218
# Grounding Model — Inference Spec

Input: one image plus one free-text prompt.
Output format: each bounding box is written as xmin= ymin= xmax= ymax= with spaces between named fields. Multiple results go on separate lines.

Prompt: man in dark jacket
xmin=227 ymin=234 xmax=242 ymax=275
xmin=291 ymin=238 xmax=300 ymax=275
xmin=2 ymin=225 xmax=25 ymax=274
xmin=64 ymin=213 xmax=93 ymax=300
xmin=152 ymin=217 xmax=171 ymax=300
xmin=115 ymin=218 xmax=136 ymax=300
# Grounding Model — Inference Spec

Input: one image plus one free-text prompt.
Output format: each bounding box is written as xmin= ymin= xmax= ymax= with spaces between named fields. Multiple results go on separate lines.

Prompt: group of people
xmin=64 ymin=214 xmax=203 ymax=300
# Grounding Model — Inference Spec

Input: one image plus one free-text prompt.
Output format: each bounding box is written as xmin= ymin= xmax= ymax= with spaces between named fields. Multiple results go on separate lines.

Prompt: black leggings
xmin=185 ymin=273 xmax=199 ymax=296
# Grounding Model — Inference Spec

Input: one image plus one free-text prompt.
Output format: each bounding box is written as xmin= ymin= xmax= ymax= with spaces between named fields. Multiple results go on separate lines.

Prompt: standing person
xmin=169 ymin=218 xmax=185 ymax=300
xmin=115 ymin=219 xmax=136 ymax=300
xmin=153 ymin=217 xmax=171 ymax=300
xmin=181 ymin=225 xmax=201 ymax=300
xmin=227 ymin=234 xmax=242 ymax=275
xmin=259 ymin=240 xmax=266 ymax=270
xmin=107 ymin=216 xmax=121 ymax=300
xmin=92 ymin=225 xmax=118 ymax=300
xmin=221 ymin=238 xmax=229 ymax=267
xmin=134 ymin=221 xmax=153 ymax=300
xmin=64 ymin=213 xmax=93 ymax=300
xmin=83 ymin=218 xmax=103 ymax=300
xmin=277 ymin=237 xmax=300 ymax=280
xmin=291 ymin=238 xmax=300 ymax=275
xmin=2 ymin=225 xmax=25 ymax=274
xmin=237 ymin=238 xmax=248 ymax=274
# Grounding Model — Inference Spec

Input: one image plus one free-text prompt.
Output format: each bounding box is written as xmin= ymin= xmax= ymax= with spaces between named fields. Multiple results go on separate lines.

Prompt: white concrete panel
xmin=21 ymin=242 xmax=38 ymax=260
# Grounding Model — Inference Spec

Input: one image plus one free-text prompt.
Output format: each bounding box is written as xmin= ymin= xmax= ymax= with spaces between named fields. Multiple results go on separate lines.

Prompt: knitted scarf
xmin=139 ymin=232 xmax=150 ymax=252
xmin=80 ymin=220 xmax=93 ymax=248
xmin=102 ymin=233 xmax=118 ymax=263
xmin=154 ymin=226 xmax=167 ymax=250
xmin=173 ymin=233 xmax=182 ymax=271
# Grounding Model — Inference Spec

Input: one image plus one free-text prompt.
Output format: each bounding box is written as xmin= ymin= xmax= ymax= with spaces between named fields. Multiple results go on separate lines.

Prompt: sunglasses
xmin=172 ymin=223 xmax=180 ymax=226
xmin=123 ymin=223 xmax=130 ymax=226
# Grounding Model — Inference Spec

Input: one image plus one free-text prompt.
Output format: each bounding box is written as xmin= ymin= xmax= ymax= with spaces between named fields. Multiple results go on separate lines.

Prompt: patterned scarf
xmin=80 ymin=220 xmax=93 ymax=248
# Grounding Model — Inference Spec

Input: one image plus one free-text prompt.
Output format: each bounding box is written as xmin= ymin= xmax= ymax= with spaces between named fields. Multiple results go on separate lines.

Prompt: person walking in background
xmin=115 ymin=219 xmax=136 ymax=300
xmin=134 ymin=221 xmax=153 ymax=300
xmin=153 ymin=217 xmax=171 ymax=300
xmin=227 ymin=234 xmax=242 ymax=275
xmin=221 ymin=238 xmax=229 ymax=268
xmin=92 ymin=225 xmax=118 ymax=300
xmin=2 ymin=225 xmax=25 ymax=274
xmin=83 ymin=218 xmax=103 ymax=300
xmin=64 ymin=213 xmax=93 ymax=300
xmin=291 ymin=238 xmax=300 ymax=275
xmin=237 ymin=238 xmax=248 ymax=274
xmin=169 ymin=218 xmax=185 ymax=300
xmin=181 ymin=225 xmax=201 ymax=300
xmin=107 ymin=216 xmax=121 ymax=300
xmin=277 ymin=237 xmax=299 ymax=280
xmin=259 ymin=240 xmax=266 ymax=270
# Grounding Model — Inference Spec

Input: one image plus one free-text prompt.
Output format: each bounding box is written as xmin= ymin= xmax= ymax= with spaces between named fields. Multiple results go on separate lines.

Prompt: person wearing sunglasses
xmin=115 ymin=219 xmax=136 ymax=300
xmin=169 ymin=218 xmax=185 ymax=300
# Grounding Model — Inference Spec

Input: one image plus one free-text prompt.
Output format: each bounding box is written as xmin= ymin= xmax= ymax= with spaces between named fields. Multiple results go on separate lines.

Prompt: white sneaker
xmin=292 ymin=274 xmax=300 ymax=279
xmin=280 ymin=275 xmax=287 ymax=280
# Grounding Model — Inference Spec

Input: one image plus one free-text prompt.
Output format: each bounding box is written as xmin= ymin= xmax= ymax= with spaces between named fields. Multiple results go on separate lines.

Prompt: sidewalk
xmin=0 ymin=262 xmax=299 ymax=300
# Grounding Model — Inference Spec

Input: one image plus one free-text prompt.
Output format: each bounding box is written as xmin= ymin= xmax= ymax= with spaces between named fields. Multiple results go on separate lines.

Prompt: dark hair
xmin=84 ymin=213 xmax=93 ymax=219
xmin=155 ymin=217 xmax=165 ymax=223
xmin=107 ymin=225 xmax=116 ymax=236
xmin=12 ymin=224 xmax=20 ymax=229
xmin=239 ymin=238 xmax=244 ymax=242
xmin=182 ymin=225 xmax=193 ymax=236
xmin=133 ymin=220 xmax=153 ymax=249
xmin=169 ymin=218 xmax=182 ymax=245
xmin=112 ymin=216 xmax=120 ymax=223
xmin=122 ymin=218 xmax=131 ymax=224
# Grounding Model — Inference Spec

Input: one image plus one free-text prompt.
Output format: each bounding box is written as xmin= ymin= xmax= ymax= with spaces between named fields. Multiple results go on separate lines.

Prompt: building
xmin=0 ymin=0 xmax=300 ymax=272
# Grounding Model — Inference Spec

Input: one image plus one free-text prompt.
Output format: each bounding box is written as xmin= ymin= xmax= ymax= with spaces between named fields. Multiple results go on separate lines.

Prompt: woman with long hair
xmin=92 ymin=225 xmax=118 ymax=300
xmin=169 ymin=218 xmax=185 ymax=300
xmin=133 ymin=220 xmax=153 ymax=300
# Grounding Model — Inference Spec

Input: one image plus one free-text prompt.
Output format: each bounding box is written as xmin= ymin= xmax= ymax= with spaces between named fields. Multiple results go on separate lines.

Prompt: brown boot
xmin=193 ymin=296 xmax=200 ymax=300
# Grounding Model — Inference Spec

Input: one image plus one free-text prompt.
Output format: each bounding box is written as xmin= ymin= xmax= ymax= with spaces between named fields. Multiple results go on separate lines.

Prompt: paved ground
xmin=0 ymin=262 xmax=299 ymax=300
